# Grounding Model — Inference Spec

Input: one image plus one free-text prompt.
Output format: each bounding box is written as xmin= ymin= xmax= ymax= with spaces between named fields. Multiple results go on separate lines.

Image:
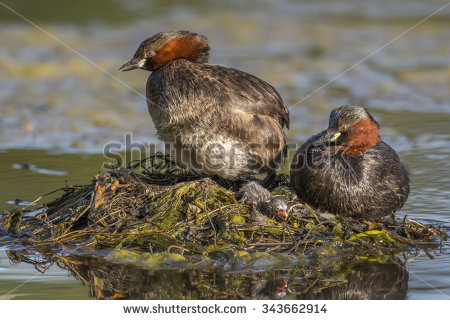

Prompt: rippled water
xmin=0 ymin=0 xmax=449 ymax=299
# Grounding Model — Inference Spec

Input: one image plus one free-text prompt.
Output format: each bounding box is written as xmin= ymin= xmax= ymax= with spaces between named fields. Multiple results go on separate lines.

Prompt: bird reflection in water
xmin=5 ymin=250 xmax=408 ymax=300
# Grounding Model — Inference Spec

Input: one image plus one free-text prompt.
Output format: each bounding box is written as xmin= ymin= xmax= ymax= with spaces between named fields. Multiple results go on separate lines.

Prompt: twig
xmin=378 ymin=223 xmax=436 ymax=246
xmin=167 ymin=245 xmax=185 ymax=255
xmin=293 ymin=221 xmax=327 ymax=255
xmin=248 ymin=242 xmax=294 ymax=246
xmin=54 ymin=255 xmax=90 ymax=286
xmin=302 ymin=203 xmax=321 ymax=223
xmin=266 ymin=245 xmax=282 ymax=252
xmin=402 ymin=215 xmax=412 ymax=240
xmin=30 ymin=230 xmax=165 ymax=246
xmin=203 ymin=187 xmax=217 ymax=248
xmin=284 ymin=224 xmax=298 ymax=247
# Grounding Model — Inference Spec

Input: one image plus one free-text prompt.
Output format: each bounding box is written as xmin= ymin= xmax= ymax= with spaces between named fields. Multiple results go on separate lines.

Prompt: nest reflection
xmin=7 ymin=249 xmax=408 ymax=300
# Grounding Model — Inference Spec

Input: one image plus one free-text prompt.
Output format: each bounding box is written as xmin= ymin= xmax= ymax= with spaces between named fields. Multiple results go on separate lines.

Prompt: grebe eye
xmin=339 ymin=125 xmax=348 ymax=132
xmin=147 ymin=50 xmax=156 ymax=57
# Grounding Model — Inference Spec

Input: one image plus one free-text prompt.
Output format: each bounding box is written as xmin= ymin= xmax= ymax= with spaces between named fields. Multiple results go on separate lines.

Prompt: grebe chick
xmin=120 ymin=31 xmax=289 ymax=182
xmin=290 ymin=105 xmax=409 ymax=220
xmin=238 ymin=181 xmax=288 ymax=220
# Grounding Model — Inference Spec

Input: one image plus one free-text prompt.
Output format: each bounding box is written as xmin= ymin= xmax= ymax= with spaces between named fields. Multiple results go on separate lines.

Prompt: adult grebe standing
xmin=120 ymin=31 xmax=289 ymax=183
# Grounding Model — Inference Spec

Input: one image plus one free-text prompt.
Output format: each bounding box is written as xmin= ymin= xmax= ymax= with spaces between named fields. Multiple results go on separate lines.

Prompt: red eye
xmin=339 ymin=125 xmax=348 ymax=132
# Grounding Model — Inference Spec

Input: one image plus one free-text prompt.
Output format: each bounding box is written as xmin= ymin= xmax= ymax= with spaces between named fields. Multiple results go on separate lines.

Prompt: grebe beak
xmin=119 ymin=58 xmax=146 ymax=72
xmin=277 ymin=210 xmax=287 ymax=219
xmin=312 ymin=130 xmax=341 ymax=147
xmin=276 ymin=283 xmax=288 ymax=291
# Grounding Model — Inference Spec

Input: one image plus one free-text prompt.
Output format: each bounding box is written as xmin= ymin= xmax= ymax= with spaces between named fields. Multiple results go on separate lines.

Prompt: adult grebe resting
xmin=290 ymin=105 xmax=409 ymax=220
xmin=120 ymin=31 xmax=289 ymax=182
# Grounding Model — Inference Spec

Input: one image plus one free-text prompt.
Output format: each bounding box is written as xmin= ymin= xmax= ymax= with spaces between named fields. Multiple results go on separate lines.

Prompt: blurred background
xmin=1 ymin=0 xmax=449 ymax=151
xmin=0 ymin=0 xmax=449 ymax=299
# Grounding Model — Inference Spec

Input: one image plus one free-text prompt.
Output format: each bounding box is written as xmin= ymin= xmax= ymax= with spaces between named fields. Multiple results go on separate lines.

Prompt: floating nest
xmin=0 ymin=154 xmax=446 ymax=259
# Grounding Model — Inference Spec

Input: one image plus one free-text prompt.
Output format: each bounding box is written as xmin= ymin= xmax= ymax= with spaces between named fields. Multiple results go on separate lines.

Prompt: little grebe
xmin=120 ymin=31 xmax=289 ymax=181
xmin=238 ymin=181 xmax=288 ymax=220
xmin=290 ymin=105 xmax=409 ymax=220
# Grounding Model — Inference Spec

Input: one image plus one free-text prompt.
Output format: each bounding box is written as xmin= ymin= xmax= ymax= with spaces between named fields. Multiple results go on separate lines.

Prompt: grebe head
xmin=313 ymin=105 xmax=380 ymax=156
xmin=271 ymin=197 xmax=288 ymax=219
xmin=119 ymin=31 xmax=210 ymax=72
xmin=261 ymin=197 xmax=288 ymax=220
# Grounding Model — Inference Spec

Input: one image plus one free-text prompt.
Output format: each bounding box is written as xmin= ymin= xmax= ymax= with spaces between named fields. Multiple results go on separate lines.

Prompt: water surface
xmin=0 ymin=0 xmax=449 ymax=299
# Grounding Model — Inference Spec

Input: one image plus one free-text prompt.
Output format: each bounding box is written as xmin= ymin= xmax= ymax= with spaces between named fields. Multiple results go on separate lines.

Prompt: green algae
xmin=0 ymin=154 xmax=446 ymax=261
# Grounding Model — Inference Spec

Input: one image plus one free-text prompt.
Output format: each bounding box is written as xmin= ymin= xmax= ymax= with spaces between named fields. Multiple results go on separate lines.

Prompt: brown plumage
xmin=120 ymin=31 xmax=289 ymax=180
xmin=290 ymin=105 xmax=409 ymax=220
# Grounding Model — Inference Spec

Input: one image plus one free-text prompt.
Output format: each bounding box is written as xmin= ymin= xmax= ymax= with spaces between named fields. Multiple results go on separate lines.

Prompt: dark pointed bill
xmin=119 ymin=58 xmax=144 ymax=72
xmin=312 ymin=130 xmax=341 ymax=147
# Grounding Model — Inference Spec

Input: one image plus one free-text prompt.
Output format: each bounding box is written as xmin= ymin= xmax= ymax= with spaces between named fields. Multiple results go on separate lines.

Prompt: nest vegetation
xmin=0 ymin=154 xmax=446 ymax=259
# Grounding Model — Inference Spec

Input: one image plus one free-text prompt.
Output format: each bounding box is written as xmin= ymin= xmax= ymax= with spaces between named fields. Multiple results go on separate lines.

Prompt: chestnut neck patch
xmin=344 ymin=118 xmax=380 ymax=156
xmin=152 ymin=35 xmax=207 ymax=69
